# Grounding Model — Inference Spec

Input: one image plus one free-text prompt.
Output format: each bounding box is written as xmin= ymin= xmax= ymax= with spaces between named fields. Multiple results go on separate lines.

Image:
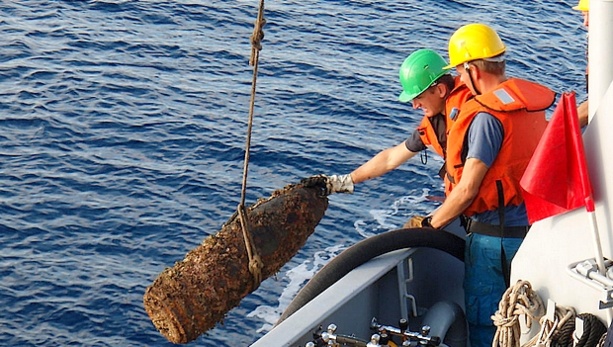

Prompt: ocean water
xmin=0 ymin=1 xmax=586 ymax=346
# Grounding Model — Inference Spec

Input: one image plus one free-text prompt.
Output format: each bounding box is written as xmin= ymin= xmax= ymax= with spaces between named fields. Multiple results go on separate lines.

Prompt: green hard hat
xmin=398 ymin=49 xmax=450 ymax=102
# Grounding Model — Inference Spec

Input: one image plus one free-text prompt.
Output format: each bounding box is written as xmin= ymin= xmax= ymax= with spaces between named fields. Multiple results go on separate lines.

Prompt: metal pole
xmin=588 ymin=0 xmax=613 ymax=115
xmin=587 ymin=0 xmax=613 ymax=324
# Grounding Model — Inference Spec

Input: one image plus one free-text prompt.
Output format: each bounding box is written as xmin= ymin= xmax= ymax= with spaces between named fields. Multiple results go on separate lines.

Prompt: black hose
xmin=277 ymin=228 xmax=465 ymax=323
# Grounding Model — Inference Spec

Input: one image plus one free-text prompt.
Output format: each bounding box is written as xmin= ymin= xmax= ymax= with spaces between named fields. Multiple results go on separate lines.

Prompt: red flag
xmin=520 ymin=92 xmax=594 ymax=224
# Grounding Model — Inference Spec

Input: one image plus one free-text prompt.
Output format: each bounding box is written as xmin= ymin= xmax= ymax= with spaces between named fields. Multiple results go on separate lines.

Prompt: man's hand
xmin=403 ymin=215 xmax=425 ymax=228
xmin=301 ymin=174 xmax=354 ymax=195
xmin=403 ymin=215 xmax=434 ymax=229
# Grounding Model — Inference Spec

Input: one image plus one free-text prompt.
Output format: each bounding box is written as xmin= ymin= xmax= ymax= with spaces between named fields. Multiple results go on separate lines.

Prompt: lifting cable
xmin=237 ymin=0 xmax=267 ymax=287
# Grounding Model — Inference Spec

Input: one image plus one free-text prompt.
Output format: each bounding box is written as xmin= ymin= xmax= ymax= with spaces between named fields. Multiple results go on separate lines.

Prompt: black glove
xmin=301 ymin=174 xmax=354 ymax=196
xmin=421 ymin=216 xmax=434 ymax=228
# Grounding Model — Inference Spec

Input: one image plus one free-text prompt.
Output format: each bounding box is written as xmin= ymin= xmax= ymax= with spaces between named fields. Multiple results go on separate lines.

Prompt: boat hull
xmin=252 ymin=226 xmax=467 ymax=347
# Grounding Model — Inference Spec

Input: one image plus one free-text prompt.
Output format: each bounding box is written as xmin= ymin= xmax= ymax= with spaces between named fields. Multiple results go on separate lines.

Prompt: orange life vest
xmin=416 ymin=76 xmax=472 ymax=158
xmin=444 ymin=78 xmax=555 ymax=216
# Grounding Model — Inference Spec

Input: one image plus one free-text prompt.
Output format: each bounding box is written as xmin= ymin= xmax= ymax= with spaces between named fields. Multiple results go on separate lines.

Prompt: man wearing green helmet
xmin=398 ymin=49 xmax=462 ymax=161
xmin=302 ymin=49 xmax=471 ymax=199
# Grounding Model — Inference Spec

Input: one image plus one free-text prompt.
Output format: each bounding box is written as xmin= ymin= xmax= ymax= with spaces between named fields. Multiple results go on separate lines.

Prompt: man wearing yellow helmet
xmin=574 ymin=0 xmax=589 ymax=27
xmin=302 ymin=49 xmax=471 ymax=197
xmin=573 ymin=0 xmax=590 ymax=127
xmin=422 ymin=23 xmax=555 ymax=347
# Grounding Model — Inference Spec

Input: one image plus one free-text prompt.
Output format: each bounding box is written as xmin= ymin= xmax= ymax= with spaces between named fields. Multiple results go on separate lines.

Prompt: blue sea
xmin=0 ymin=1 xmax=586 ymax=346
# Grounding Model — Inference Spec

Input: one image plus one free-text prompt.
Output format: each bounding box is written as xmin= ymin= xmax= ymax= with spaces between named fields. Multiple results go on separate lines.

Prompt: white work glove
xmin=301 ymin=174 xmax=354 ymax=195
xmin=326 ymin=174 xmax=354 ymax=194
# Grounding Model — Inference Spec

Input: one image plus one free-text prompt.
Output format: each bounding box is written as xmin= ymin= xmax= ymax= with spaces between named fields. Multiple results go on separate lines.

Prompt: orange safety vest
xmin=416 ymin=76 xmax=472 ymax=158
xmin=444 ymin=78 xmax=555 ymax=216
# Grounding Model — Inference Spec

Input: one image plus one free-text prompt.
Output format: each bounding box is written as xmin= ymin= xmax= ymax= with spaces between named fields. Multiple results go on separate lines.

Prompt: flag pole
xmin=591 ymin=212 xmax=613 ymax=325
xmin=587 ymin=210 xmax=613 ymax=323
xmin=587 ymin=211 xmax=606 ymax=276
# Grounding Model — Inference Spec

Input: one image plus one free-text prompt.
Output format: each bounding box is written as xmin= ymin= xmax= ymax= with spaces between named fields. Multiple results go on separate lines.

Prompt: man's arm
xmin=427 ymin=111 xmax=503 ymax=228
xmin=302 ymin=129 xmax=425 ymax=195
xmin=428 ymin=157 xmax=489 ymax=228
xmin=578 ymin=100 xmax=588 ymax=127
xmin=350 ymin=142 xmax=418 ymax=184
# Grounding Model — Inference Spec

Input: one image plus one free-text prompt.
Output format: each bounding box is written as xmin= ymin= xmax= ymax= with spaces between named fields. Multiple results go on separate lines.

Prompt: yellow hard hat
xmin=446 ymin=23 xmax=506 ymax=68
xmin=573 ymin=0 xmax=589 ymax=11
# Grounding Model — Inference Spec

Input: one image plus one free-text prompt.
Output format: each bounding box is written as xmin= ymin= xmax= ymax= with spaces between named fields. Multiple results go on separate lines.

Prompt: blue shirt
xmin=466 ymin=112 xmax=529 ymax=226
